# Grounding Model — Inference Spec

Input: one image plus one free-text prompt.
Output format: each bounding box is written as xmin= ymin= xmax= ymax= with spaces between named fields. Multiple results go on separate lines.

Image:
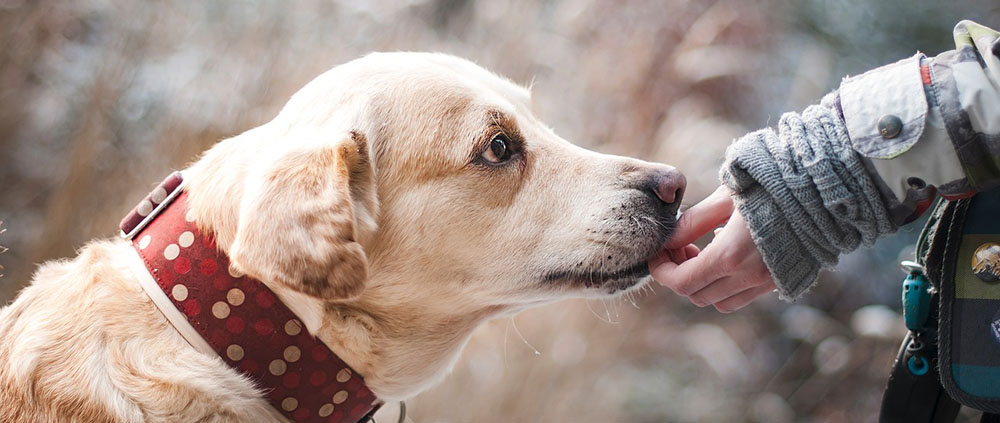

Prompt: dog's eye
xmin=481 ymin=134 xmax=512 ymax=164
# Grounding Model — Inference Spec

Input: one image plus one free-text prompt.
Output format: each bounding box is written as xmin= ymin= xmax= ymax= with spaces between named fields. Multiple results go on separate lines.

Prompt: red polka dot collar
xmin=120 ymin=172 xmax=383 ymax=423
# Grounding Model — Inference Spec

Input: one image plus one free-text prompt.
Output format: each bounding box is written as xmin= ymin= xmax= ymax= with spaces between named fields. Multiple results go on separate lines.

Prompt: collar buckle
xmin=120 ymin=171 xmax=186 ymax=240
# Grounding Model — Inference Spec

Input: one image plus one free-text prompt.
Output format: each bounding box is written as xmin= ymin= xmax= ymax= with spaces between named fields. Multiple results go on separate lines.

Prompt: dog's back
xmin=0 ymin=240 xmax=274 ymax=423
xmin=0 ymin=241 xmax=135 ymax=422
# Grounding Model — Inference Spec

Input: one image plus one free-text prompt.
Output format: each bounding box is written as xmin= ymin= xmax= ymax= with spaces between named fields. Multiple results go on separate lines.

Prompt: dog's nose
xmin=644 ymin=166 xmax=686 ymax=208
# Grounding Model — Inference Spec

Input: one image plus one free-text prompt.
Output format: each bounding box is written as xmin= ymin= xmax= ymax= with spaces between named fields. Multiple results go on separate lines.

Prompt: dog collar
xmin=120 ymin=172 xmax=382 ymax=423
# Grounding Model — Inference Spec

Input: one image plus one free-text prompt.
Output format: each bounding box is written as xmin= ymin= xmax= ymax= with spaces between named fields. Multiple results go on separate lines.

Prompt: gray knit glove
xmin=719 ymin=95 xmax=898 ymax=301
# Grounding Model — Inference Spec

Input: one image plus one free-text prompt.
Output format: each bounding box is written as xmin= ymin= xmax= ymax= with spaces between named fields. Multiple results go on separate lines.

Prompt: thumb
xmin=664 ymin=185 xmax=735 ymax=249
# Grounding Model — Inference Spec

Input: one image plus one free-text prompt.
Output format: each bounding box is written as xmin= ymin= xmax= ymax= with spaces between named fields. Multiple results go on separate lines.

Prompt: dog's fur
xmin=0 ymin=52 xmax=681 ymax=422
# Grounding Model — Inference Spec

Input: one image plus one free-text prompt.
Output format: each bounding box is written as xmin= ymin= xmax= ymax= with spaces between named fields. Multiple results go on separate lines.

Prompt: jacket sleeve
xmin=840 ymin=20 xmax=1000 ymax=225
xmin=719 ymin=20 xmax=1000 ymax=301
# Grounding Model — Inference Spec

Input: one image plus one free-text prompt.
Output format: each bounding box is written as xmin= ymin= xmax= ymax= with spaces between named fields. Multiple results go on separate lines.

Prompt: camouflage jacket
xmin=844 ymin=20 xmax=1000 ymax=224
xmin=720 ymin=20 xmax=1000 ymax=300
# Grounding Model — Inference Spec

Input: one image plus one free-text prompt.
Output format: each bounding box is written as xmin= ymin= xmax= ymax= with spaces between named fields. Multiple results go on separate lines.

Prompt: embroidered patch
xmin=973 ymin=242 xmax=1000 ymax=282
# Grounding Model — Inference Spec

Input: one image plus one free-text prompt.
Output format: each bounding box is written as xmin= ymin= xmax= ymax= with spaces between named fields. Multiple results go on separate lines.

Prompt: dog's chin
xmin=543 ymin=260 xmax=652 ymax=296
xmin=598 ymin=273 xmax=652 ymax=296
xmin=543 ymin=218 xmax=675 ymax=296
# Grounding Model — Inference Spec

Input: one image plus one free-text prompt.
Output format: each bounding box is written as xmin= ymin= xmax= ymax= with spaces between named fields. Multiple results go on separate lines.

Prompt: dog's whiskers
xmin=503 ymin=318 xmax=511 ymax=366
xmin=601 ymin=298 xmax=619 ymax=323
xmin=625 ymin=290 xmax=640 ymax=309
xmin=510 ymin=315 xmax=541 ymax=356
xmin=642 ymin=215 xmax=674 ymax=233
xmin=585 ymin=299 xmax=617 ymax=324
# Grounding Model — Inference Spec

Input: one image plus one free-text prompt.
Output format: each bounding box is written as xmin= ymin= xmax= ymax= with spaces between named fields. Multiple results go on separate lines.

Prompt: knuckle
xmin=675 ymin=216 xmax=692 ymax=235
xmin=661 ymin=281 xmax=686 ymax=296
xmin=716 ymin=250 xmax=740 ymax=271
xmin=740 ymin=276 xmax=761 ymax=291
xmin=675 ymin=283 xmax=696 ymax=297
xmin=653 ymin=275 xmax=676 ymax=289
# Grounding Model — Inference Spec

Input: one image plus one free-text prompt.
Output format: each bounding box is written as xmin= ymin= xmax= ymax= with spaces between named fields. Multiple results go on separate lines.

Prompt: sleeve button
xmin=878 ymin=114 xmax=903 ymax=139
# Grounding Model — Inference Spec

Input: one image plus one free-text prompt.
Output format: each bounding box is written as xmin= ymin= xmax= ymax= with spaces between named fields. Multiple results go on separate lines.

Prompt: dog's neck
xmin=183 ymin=143 xmax=510 ymax=400
xmin=320 ymin=283 xmax=508 ymax=400
xmin=239 ymin=271 xmax=501 ymax=401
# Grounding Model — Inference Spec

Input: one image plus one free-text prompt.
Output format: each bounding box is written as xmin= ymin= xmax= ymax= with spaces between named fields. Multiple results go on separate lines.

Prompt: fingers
xmin=664 ymin=186 xmax=735 ymax=249
xmin=687 ymin=275 xmax=759 ymax=307
xmin=650 ymin=250 xmax=725 ymax=296
xmin=669 ymin=247 xmax=689 ymax=263
xmin=648 ymin=245 xmax=702 ymax=272
xmin=651 ymin=205 xmax=776 ymax=313
xmin=682 ymin=244 xmax=700 ymax=260
xmin=668 ymin=244 xmax=702 ymax=264
xmin=712 ymin=281 xmax=776 ymax=313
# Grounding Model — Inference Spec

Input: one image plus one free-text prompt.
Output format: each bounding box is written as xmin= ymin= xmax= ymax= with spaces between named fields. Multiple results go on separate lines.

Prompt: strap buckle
xmin=119 ymin=172 xmax=186 ymax=240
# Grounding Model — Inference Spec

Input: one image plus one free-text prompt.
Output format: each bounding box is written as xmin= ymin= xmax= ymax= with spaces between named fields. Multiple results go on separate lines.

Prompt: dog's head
xmin=189 ymin=52 xmax=684 ymax=313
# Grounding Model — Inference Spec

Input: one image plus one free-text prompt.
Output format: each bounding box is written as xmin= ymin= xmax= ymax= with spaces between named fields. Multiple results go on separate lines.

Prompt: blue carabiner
xmin=901 ymin=261 xmax=932 ymax=332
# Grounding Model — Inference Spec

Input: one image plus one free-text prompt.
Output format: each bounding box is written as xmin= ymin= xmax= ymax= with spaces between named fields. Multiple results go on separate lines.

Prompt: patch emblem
xmin=973 ymin=242 xmax=1000 ymax=282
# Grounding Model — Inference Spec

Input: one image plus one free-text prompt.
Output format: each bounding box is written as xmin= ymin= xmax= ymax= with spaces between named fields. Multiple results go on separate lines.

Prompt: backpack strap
xmin=880 ymin=198 xmax=962 ymax=423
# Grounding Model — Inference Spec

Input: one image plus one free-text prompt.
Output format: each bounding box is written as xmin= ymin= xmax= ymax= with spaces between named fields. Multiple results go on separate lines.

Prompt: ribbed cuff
xmin=729 ymin=181 xmax=822 ymax=301
xmin=720 ymin=102 xmax=897 ymax=301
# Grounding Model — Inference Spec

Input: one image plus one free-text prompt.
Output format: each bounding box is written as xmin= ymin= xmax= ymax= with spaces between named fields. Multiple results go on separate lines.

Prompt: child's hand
xmin=649 ymin=186 xmax=776 ymax=312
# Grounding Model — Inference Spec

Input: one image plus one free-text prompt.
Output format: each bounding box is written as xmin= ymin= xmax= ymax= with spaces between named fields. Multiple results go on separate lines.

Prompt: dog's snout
xmin=652 ymin=167 xmax=686 ymax=205
xmin=640 ymin=166 xmax=686 ymax=209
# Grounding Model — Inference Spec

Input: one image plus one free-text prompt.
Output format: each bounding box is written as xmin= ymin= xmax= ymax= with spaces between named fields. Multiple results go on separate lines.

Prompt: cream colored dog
xmin=0 ymin=52 xmax=684 ymax=422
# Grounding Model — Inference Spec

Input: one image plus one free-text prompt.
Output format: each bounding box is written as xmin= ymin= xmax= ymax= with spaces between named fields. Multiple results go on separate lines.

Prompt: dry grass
xmin=0 ymin=1 xmax=997 ymax=422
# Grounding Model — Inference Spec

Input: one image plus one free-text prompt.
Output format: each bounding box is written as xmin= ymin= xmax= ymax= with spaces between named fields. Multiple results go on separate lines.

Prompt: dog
xmin=0 ymin=52 xmax=685 ymax=422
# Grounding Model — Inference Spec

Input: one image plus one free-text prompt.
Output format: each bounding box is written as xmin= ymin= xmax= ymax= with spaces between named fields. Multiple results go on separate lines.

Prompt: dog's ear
xmin=228 ymin=131 xmax=377 ymax=300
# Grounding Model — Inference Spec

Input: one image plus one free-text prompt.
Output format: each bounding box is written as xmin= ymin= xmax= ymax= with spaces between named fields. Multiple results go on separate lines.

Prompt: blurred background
xmin=1 ymin=0 xmax=998 ymax=421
